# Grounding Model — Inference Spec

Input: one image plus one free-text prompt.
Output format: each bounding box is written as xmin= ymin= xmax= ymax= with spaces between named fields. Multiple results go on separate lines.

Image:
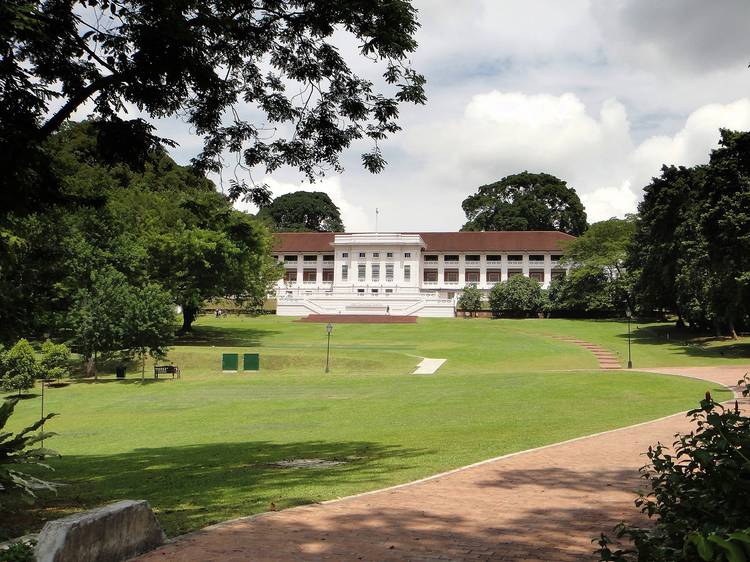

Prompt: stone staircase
xmin=550 ymin=336 xmax=622 ymax=369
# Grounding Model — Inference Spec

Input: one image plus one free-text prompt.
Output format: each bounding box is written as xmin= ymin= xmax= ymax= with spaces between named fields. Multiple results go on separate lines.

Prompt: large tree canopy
xmin=461 ymin=172 xmax=588 ymax=235
xmin=0 ymin=121 xmax=280 ymax=341
xmin=258 ymin=191 xmax=344 ymax=232
xmin=631 ymin=129 xmax=750 ymax=337
xmin=1 ymin=0 xmax=425 ymax=215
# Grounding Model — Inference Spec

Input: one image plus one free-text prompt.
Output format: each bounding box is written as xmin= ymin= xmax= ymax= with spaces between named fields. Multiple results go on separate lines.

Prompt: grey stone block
xmin=35 ymin=500 xmax=165 ymax=562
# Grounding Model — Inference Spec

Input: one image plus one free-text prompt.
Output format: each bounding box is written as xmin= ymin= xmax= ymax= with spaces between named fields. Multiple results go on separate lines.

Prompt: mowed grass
xmin=7 ymin=315 xmax=743 ymax=537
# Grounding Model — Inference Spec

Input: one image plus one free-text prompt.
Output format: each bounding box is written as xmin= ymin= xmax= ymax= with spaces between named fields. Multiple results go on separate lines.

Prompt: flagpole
xmin=375 ymin=208 xmax=379 ymax=232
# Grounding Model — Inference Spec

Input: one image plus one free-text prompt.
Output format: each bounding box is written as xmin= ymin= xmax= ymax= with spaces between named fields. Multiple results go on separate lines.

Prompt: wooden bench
xmin=154 ymin=365 xmax=180 ymax=379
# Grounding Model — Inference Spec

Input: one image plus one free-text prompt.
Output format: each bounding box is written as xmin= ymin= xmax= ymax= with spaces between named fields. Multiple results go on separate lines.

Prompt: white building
xmin=273 ymin=231 xmax=574 ymax=317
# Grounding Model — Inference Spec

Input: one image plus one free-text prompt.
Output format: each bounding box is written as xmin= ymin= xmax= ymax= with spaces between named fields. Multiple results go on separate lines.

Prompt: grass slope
xmin=6 ymin=315 xmax=742 ymax=537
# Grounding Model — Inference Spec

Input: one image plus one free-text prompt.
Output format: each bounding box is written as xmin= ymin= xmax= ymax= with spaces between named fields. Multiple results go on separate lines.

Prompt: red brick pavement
xmin=135 ymin=366 xmax=749 ymax=562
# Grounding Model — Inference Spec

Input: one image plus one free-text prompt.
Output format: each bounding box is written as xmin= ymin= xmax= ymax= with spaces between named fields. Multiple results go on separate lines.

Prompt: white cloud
xmin=580 ymin=182 xmax=638 ymax=222
xmin=119 ymin=1 xmax=750 ymax=230
xmin=394 ymin=92 xmax=750 ymax=224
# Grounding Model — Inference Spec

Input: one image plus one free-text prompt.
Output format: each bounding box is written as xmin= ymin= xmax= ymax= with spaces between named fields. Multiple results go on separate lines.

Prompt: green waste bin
xmin=222 ymin=353 xmax=239 ymax=372
xmin=243 ymin=353 xmax=260 ymax=371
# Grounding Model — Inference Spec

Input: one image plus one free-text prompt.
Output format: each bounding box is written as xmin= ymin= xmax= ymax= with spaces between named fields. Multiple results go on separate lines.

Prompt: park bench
xmin=153 ymin=365 xmax=180 ymax=379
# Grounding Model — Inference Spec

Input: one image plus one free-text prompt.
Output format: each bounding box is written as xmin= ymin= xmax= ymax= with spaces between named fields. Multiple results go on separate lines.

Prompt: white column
xmin=544 ymin=254 xmax=552 ymax=287
xmin=522 ymin=254 xmax=530 ymax=277
xmin=501 ymin=256 xmax=508 ymax=282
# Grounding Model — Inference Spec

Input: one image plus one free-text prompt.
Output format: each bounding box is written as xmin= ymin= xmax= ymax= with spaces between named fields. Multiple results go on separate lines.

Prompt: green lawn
xmin=7 ymin=315 xmax=745 ymax=537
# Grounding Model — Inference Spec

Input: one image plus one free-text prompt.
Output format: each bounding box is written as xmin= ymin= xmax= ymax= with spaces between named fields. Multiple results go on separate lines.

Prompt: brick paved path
xmin=136 ymin=366 xmax=748 ymax=562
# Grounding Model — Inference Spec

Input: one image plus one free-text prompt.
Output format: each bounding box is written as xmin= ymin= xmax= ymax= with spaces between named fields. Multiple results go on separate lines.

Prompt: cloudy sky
xmin=161 ymin=0 xmax=750 ymax=231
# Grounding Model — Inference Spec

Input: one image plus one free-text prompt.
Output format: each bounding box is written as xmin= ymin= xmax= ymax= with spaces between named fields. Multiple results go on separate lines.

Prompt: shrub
xmin=0 ymin=340 xmax=41 ymax=396
xmin=488 ymin=275 xmax=543 ymax=317
xmin=457 ymin=284 xmax=484 ymax=316
xmin=0 ymin=398 xmax=58 ymax=506
xmin=595 ymin=377 xmax=750 ymax=561
xmin=0 ymin=540 xmax=35 ymax=562
xmin=40 ymin=340 xmax=71 ymax=382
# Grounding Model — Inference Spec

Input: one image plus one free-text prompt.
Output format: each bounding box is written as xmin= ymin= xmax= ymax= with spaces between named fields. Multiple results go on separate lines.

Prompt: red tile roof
xmin=272 ymin=231 xmax=575 ymax=253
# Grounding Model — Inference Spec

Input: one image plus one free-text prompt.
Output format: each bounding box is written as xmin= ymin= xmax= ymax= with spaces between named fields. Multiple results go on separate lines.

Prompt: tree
xmin=40 ymin=340 xmax=72 ymax=382
xmin=630 ymin=130 xmax=750 ymax=337
xmin=122 ymin=283 xmax=176 ymax=380
xmin=258 ymin=191 xmax=345 ymax=232
xmin=561 ymin=217 xmax=635 ymax=313
xmin=0 ymin=121 xmax=282 ymax=341
xmin=457 ymin=284 xmax=483 ymax=317
xmin=488 ymin=276 xmax=544 ymax=317
xmin=146 ymin=209 xmax=280 ymax=332
xmin=69 ymin=268 xmax=133 ymax=378
xmin=461 ymin=172 xmax=588 ymax=235
xmin=0 ymin=339 xmax=41 ymax=396
xmin=1 ymin=1 xmax=426 ymax=216
xmin=699 ymin=130 xmax=750 ymax=339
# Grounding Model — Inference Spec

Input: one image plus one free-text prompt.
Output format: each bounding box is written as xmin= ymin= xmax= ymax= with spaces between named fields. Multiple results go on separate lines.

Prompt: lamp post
xmin=40 ymin=374 xmax=46 ymax=448
xmin=626 ymin=307 xmax=633 ymax=369
xmin=325 ymin=322 xmax=333 ymax=373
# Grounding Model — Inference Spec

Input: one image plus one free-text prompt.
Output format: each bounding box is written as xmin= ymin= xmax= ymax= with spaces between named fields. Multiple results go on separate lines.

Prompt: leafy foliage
xmin=122 ymin=283 xmax=176 ymax=379
xmin=39 ymin=340 xmax=71 ymax=382
xmin=0 ymin=340 xmax=40 ymax=395
xmin=457 ymin=284 xmax=484 ymax=316
xmin=0 ymin=540 xmax=35 ymax=562
xmin=550 ymin=217 xmax=635 ymax=314
xmin=258 ymin=191 xmax=345 ymax=232
xmin=488 ymin=276 xmax=544 ymax=317
xmin=595 ymin=378 xmax=750 ymax=562
xmin=0 ymin=121 xmax=281 ymax=342
xmin=631 ymin=130 xmax=750 ymax=337
xmin=69 ymin=268 xmax=177 ymax=376
xmin=0 ymin=398 xmax=58 ymax=507
xmin=461 ymin=172 xmax=588 ymax=235
xmin=1 ymin=0 xmax=426 ymax=215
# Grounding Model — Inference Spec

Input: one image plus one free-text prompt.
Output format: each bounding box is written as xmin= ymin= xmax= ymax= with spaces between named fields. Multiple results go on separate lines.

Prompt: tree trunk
xmin=728 ymin=317 xmax=739 ymax=340
xmin=180 ymin=304 xmax=198 ymax=333
xmin=142 ymin=354 xmax=146 ymax=382
xmin=85 ymin=356 xmax=97 ymax=379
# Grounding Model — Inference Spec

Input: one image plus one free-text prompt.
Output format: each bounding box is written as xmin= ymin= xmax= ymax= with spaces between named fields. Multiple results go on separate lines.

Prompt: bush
xmin=0 ymin=540 xmax=35 ymax=562
xmin=595 ymin=378 xmax=750 ymax=561
xmin=40 ymin=340 xmax=71 ymax=382
xmin=488 ymin=275 xmax=544 ymax=317
xmin=457 ymin=284 xmax=484 ymax=316
xmin=0 ymin=340 xmax=41 ymax=396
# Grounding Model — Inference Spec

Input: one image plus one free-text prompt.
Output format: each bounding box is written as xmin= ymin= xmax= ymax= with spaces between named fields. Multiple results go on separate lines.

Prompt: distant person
xmin=386 ymin=305 xmax=390 ymax=316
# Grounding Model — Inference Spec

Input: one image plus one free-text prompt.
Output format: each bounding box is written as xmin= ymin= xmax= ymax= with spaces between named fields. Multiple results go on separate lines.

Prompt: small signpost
xmin=243 ymin=353 xmax=260 ymax=371
xmin=222 ymin=353 xmax=239 ymax=372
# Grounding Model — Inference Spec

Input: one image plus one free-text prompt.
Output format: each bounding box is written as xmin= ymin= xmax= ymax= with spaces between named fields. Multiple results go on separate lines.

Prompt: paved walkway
xmin=136 ymin=366 xmax=748 ymax=562
xmin=413 ymin=358 xmax=447 ymax=375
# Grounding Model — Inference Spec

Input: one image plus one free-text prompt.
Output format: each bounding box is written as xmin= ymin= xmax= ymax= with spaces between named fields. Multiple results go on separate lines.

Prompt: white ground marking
xmin=412 ymin=357 xmax=446 ymax=374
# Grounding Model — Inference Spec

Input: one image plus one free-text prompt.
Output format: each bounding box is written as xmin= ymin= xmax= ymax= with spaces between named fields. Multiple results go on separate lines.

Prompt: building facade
xmin=272 ymin=231 xmax=574 ymax=317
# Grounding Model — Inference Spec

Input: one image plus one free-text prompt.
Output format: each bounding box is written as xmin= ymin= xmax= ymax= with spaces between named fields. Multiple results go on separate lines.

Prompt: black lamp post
xmin=626 ymin=307 xmax=633 ymax=369
xmin=40 ymin=374 xmax=46 ymax=448
xmin=325 ymin=322 xmax=333 ymax=373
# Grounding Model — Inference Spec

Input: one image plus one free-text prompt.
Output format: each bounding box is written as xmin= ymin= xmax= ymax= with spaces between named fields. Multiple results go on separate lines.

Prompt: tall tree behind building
xmin=461 ymin=172 xmax=588 ymax=235
xmin=259 ymin=191 xmax=345 ymax=232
